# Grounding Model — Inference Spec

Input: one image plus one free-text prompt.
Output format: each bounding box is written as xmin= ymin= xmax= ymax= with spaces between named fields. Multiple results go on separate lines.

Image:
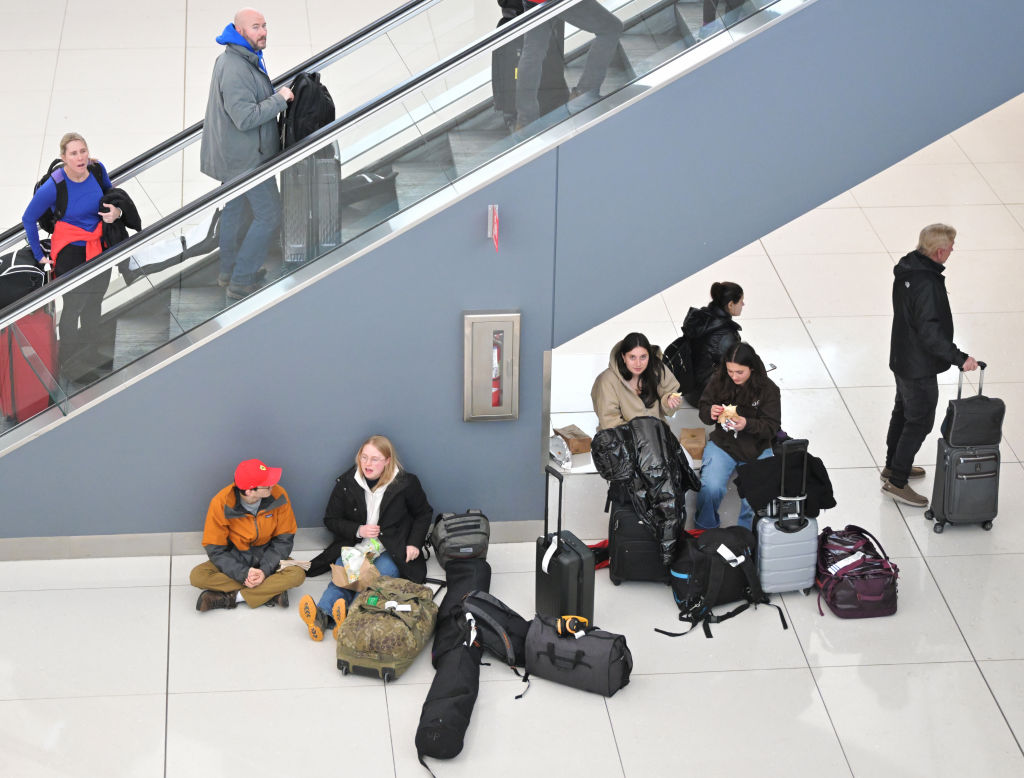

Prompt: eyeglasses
xmin=359 ymin=455 xmax=386 ymax=465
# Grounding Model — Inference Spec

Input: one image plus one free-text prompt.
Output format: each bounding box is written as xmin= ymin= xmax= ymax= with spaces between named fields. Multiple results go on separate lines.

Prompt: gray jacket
xmin=200 ymin=43 xmax=287 ymax=182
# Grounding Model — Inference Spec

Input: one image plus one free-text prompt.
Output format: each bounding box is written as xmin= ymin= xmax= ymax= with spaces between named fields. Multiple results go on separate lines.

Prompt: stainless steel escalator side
xmin=0 ymin=0 xmax=443 ymax=256
xmin=0 ymin=0 xmax=807 ymax=449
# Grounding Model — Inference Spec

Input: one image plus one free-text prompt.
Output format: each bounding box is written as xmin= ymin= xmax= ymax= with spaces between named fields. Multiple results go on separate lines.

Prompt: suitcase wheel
xmin=933 ymin=522 xmax=945 ymax=534
xmin=337 ymin=660 xmax=350 ymax=675
xmin=610 ymin=574 xmax=622 ymax=586
xmin=924 ymin=509 xmax=934 ymax=521
xmin=982 ymin=520 xmax=994 ymax=531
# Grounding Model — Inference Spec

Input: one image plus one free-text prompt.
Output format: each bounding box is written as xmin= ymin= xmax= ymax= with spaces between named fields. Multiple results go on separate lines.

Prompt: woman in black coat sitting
xmin=681 ymin=281 xmax=744 ymax=407
xmin=298 ymin=434 xmax=433 ymax=641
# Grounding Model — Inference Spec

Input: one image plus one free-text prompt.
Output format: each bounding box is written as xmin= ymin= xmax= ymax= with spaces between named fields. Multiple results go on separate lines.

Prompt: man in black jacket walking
xmin=883 ymin=224 xmax=978 ymax=507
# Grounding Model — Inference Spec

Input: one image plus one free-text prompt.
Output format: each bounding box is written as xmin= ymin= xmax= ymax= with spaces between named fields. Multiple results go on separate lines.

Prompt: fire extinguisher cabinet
xmin=463 ymin=311 xmax=520 ymax=421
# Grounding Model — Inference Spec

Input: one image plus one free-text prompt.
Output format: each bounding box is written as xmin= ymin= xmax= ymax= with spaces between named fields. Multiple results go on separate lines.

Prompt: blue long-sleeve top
xmin=22 ymin=163 xmax=113 ymax=260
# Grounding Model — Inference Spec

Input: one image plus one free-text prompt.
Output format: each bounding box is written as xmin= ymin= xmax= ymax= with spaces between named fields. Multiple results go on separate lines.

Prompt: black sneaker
xmin=196 ymin=590 xmax=237 ymax=612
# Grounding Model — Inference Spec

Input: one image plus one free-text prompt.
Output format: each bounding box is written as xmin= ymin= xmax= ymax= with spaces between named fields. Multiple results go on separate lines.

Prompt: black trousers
xmin=54 ymin=244 xmax=111 ymax=377
xmin=885 ymin=373 xmax=939 ymax=487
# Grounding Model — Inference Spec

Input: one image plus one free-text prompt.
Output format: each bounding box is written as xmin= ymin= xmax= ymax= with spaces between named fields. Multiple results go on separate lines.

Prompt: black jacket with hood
xmin=889 ymin=250 xmax=967 ymax=379
xmin=307 ymin=467 xmax=433 ymax=581
xmin=681 ymin=304 xmax=741 ymax=403
xmin=591 ymin=416 xmax=701 ymax=565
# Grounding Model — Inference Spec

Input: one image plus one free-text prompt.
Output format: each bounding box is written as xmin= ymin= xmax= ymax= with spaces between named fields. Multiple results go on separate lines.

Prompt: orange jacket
xmin=51 ymin=220 xmax=103 ymax=263
xmin=202 ymin=483 xmax=298 ymax=580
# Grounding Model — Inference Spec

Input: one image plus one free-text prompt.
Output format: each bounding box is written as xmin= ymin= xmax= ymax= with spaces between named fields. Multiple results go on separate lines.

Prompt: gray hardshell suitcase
xmin=280 ymin=145 xmax=341 ymax=266
xmin=926 ymin=366 xmax=1001 ymax=534
xmin=757 ymin=439 xmax=817 ymax=594
xmin=536 ymin=466 xmax=595 ymax=624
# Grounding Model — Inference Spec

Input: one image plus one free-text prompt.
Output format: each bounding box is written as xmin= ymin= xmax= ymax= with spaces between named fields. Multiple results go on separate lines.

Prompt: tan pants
xmin=190 ymin=560 xmax=306 ymax=608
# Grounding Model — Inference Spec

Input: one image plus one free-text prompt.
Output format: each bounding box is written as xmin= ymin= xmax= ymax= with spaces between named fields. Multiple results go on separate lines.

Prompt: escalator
xmin=0 ymin=0 xmax=792 ymax=441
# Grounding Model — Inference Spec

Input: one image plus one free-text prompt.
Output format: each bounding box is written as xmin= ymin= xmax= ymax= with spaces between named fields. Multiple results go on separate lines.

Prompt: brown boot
xmin=299 ymin=595 xmax=331 ymax=641
xmin=880 ymin=466 xmax=925 ymax=481
xmin=196 ymin=590 xmax=238 ymax=612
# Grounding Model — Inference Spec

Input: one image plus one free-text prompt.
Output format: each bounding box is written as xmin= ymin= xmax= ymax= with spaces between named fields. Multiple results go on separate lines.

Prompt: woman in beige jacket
xmin=591 ymin=332 xmax=682 ymax=431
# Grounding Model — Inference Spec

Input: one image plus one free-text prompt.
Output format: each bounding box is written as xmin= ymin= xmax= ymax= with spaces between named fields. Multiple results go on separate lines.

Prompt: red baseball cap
xmin=234 ymin=459 xmax=282 ymax=490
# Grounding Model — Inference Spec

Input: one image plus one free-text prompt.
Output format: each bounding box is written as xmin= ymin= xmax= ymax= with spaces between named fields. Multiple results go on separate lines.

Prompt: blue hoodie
xmin=215 ymin=22 xmax=268 ymax=74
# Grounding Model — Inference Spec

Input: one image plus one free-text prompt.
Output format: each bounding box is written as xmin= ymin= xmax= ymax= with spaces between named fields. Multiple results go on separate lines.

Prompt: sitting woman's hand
xmin=405 ymin=545 xmax=420 ymax=562
xmin=730 ymin=414 xmax=747 ymax=431
xmin=666 ymin=393 xmax=682 ymax=410
xmin=358 ymin=524 xmax=381 ymax=539
xmin=710 ymin=404 xmax=724 ymax=420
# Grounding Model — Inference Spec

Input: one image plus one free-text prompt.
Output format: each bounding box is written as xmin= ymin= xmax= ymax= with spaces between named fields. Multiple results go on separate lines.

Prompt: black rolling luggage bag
xmin=927 ymin=364 xmax=1001 ymax=533
xmin=607 ymin=500 xmax=668 ymax=585
xmin=536 ymin=466 xmax=595 ymax=624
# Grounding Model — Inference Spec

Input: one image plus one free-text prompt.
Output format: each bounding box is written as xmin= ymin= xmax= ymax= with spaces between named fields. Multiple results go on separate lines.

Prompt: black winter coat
xmin=591 ymin=416 xmax=701 ymax=565
xmin=307 ymin=467 xmax=433 ymax=581
xmin=681 ymin=304 xmax=741 ymax=404
xmin=889 ymin=250 xmax=966 ymax=379
xmin=99 ymin=189 xmax=142 ymax=249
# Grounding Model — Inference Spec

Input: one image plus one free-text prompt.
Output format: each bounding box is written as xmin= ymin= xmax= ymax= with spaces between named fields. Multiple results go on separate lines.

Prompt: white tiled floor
xmin=2 ymin=2 xmax=1024 ymax=776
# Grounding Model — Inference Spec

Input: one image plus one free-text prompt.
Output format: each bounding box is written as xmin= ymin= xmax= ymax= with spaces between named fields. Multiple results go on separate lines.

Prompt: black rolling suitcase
xmin=607 ymin=500 xmax=668 ymax=585
xmin=926 ymin=363 xmax=1002 ymax=533
xmin=536 ymin=465 xmax=595 ymax=624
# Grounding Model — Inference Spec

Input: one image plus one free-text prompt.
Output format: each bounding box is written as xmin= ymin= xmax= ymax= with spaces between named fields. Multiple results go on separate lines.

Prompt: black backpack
xmin=460 ymin=590 xmax=530 ymax=670
xmin=662 ymin=334 xmax=696 ymax=394
xmin=657 ymin=527 xmax=787 ymax=638
xmin=33 ymin=160 xmax=105 ymax=234
xmin=279 ymin=71 xmax=335 ymax=149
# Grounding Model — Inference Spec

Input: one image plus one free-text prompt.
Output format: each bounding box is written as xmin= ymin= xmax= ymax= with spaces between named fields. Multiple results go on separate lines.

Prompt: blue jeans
xmin=696 ymin=439 xmax=773 ymax=530
xmin=316 ymin=551 xmax=399 ymax=614
xmin=219 ymin=177 xmax=281 ymax=286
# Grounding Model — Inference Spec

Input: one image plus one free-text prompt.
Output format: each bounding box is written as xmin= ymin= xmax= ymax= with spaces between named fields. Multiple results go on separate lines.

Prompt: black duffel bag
xmin=524 ymin=614 xmax=632 ymax=697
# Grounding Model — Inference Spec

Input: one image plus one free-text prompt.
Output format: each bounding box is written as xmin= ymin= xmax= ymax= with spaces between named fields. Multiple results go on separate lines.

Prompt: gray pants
xmin=516 ymin=1 xmax=623 ymax=125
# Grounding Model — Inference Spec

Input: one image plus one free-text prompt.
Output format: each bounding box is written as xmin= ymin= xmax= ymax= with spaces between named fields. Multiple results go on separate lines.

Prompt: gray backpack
xmin=429 ymin=510 xmax=490 ymax=570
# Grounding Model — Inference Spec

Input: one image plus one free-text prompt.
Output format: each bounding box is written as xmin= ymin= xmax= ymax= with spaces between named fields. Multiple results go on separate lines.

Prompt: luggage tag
xmin=385 ymin=600 xmax=412 ymax=612
xmin=716 ymin=545 xmax=745 ymax=567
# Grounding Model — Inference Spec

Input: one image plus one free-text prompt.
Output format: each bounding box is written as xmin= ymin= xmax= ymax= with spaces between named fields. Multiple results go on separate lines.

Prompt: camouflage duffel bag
xmin=336 ymin=576 xmax=439 ymax=681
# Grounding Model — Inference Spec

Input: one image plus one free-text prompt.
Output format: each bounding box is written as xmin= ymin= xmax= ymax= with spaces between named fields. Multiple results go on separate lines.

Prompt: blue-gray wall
xmin=2 ymin=0 xmax=1023 ymax=538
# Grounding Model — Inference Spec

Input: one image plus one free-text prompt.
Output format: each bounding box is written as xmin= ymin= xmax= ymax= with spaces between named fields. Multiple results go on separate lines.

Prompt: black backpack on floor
xmin=460 ymin=590 xmax=530 ymax=671
xmin=657 ymin=527 xmax=787 ymax=638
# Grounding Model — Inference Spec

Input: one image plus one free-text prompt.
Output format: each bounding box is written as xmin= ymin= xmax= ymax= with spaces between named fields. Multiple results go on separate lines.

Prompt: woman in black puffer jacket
xmin=681 ymin=281 xmax=744 ymax=407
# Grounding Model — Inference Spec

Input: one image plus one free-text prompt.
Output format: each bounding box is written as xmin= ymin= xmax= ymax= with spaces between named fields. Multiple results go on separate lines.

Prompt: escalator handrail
xmin=0 ymin=0 xmax=442 ymax=252
xmin=0 ymin=0 xmax=735 ymax=329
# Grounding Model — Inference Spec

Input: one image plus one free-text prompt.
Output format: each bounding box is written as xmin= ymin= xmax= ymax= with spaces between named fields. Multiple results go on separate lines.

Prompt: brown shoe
xmin=880 ymin=466 xmax=925 ymax=481
xmin=881 ymin=479 xmax=929 ymax=508
xmin=299 ymin=594 xmax=331 ymax=641
xmin=196 ymin=590 xmax=237 ymax=612
xmin=264 ymin=591 xmax=289 ymax=608
xmin=331 ymin=598 xmax=347 ymax=640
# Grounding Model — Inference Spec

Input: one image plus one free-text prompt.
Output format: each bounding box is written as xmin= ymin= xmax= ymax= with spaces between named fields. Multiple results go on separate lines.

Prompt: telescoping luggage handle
xmin=775 ymin=438 xmax=809 ymax=531
xmin=957 ymin=360 xmax=988 ymax=398
xmin=541 ymin=465 xmax=565 ymax=574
